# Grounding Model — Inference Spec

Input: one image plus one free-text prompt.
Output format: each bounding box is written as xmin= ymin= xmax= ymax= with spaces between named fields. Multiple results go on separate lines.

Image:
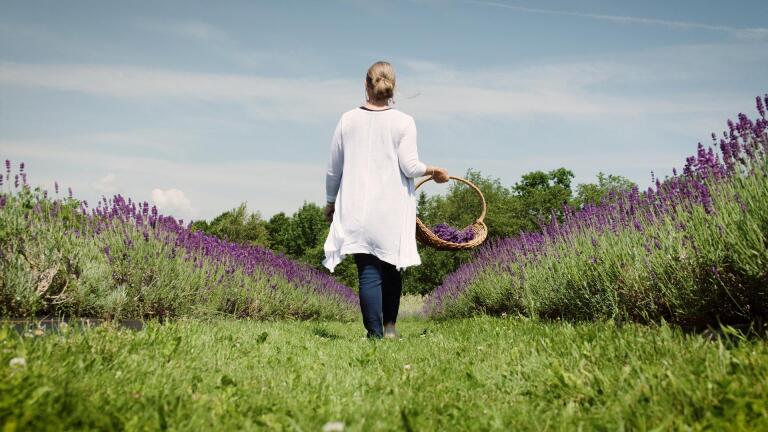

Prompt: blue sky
xmin=1 ymin=0 xmax=766 ymax=220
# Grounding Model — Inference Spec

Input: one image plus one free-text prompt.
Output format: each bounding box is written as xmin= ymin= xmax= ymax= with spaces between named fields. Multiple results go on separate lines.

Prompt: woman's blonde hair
xmin=366 ymin=61 xmax=396 ymax=101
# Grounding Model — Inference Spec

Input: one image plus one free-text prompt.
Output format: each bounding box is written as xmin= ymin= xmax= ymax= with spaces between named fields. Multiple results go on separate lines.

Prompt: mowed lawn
xmin=2 ymin=317 xmax=767 ymax=431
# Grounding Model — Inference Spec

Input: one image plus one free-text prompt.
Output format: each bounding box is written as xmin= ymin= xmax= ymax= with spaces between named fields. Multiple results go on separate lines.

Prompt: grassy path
xmin=2 ymin=317 xmax=767 ymax=431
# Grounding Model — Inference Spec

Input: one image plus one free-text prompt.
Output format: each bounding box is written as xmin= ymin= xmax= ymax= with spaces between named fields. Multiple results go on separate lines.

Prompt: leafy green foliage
xmin=575 ymin=172 xmax=637 ymax=207
xmin=263 ymin=205 xmax=317 ymax=256
xmin=190 ymin=203 xmax=270 ymax=247
xmin=512 ymin=167 xmax=574 ymax=230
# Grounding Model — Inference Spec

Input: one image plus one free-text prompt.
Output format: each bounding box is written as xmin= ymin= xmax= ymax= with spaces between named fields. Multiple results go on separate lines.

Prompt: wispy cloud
xmin=92 ymin=172 xmax=118 ymax=194
xmin=2 ymin=42 xmax=755 ymax=125
xmin=463 ymin=0 xmax=768 ymax=40
xmin=0 ymin=62 xmax=356 ymax=122
xmin=141 ymin=19 xmax=312 ymax=72
xmin=158 ymin=20 xmax=233 ymax=44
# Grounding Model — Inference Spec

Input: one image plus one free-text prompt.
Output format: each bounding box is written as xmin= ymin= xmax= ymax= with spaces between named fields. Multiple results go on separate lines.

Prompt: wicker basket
xmin=415 ymin=175 xmax=488 ymax=250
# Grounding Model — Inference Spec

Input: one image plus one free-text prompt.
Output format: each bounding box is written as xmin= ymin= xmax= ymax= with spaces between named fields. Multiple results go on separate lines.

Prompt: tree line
xmin=190 ymin=168 xmax=636 ymax=294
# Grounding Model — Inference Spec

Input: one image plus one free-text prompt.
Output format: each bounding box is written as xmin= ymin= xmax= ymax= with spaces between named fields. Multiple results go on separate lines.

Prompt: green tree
xmin=281 ymin=202 xmax=326 ymax=258
xmin=190 ymin=203 xmax=270 ymax=247
xmin=575 ymin=172 xmax=637 ymax=207
xmin=266 ymin=212 xmax=291 ymax=253
xmin=267 ymin=202 xmax=359 ymax=290
xmin=512 ymin=168 xmax=574 ymax=229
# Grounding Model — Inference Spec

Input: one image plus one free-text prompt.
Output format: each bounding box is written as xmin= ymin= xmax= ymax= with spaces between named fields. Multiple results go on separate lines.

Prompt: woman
xmin=322 ymin=61 xmax=449 ymax=339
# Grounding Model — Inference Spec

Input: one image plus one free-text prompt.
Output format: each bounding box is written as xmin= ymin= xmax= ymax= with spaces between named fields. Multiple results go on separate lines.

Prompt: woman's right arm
xmin=325 ymin=116 xmax=344 ymax=203
xmin=398 ymin=117 xmax=449 ymax=183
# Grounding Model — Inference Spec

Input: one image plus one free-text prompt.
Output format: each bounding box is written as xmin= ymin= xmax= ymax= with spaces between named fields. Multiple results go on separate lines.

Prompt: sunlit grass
xmin=2 ymin=317 xmax=766 ymax=431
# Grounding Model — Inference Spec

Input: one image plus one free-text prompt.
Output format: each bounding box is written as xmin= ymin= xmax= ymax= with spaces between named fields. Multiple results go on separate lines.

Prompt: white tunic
xmin=322 ymin=106 xmax=428 ymax=272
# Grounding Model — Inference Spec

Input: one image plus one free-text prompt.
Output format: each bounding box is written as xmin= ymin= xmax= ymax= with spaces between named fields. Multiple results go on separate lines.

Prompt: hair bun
xmin=366 ymin=61 xmax=396 ymax=101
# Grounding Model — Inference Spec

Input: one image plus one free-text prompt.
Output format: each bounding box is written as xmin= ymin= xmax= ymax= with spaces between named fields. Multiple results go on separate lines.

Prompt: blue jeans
xmin=353 ymin=253 xmax=402 ymax=339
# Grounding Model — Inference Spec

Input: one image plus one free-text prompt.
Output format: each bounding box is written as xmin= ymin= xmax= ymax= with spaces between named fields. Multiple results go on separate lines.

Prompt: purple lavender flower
xmin=431 ymin=223 xmax=475 ymax=243
xmin=54 ymin=181 xmax=59 ymax=194
xmin=764 ymin=94 xmax=768 ymax=118
xmin=19 ymin=162 xmax=24 ymax=173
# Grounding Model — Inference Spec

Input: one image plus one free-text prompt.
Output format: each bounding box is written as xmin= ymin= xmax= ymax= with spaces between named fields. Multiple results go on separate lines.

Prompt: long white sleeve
xmin=325 ymin=116 xmax=343 ymax=203
xmin=397 ymin=117 xmax=427 ymax=178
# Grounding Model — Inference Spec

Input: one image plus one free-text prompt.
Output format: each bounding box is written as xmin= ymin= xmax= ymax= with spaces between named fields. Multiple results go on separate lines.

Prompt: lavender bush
xmin=426 ymin=95 xmax=768 ymax=327
xmin=0 ymin=167 xmax=357 ymax=320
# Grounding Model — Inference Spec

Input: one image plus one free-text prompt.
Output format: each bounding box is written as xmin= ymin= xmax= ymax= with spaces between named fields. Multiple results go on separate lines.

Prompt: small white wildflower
xmin=403 ymin=364 xmax=412 ymax=371
xmin=9 ymin=357 xmax=26 ymax=368
xmin=322 ymin=421 xmax=345 ymax=432
xmin=33 ymin=328 xmax=44 ymax=336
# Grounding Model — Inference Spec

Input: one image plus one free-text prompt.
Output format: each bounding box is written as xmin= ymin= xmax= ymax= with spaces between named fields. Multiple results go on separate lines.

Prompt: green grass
xmin=2 ymin=317 xmax=767 ymax=431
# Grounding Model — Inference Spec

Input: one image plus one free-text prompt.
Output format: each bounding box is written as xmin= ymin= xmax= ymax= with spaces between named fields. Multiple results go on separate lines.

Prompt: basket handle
xmin=414 ymin=175 xmax=487 ymax=223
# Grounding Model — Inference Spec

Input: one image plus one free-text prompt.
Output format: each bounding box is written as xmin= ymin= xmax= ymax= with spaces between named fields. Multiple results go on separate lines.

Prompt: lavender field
xmin=426 ymin=96 xmax=768 ymax=328
xmin=0 ymin=162 xmax=357 ymax=321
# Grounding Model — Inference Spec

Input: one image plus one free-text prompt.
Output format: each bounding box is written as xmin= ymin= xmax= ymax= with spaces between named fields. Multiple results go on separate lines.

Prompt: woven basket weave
xmin=415 ymin=175 xmax=488 ymax=251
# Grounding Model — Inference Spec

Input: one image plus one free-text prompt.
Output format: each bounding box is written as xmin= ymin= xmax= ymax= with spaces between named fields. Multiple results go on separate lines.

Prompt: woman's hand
xmin=428 ymin=165 xmax=450 ymax=183
xmin=324 ymin=202 xmax=335 ymax=223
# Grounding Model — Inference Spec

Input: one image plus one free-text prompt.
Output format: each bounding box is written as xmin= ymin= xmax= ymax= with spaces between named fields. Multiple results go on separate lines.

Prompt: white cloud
xmin=151 ymin=188 xmax=195 ymax=220
xmin=463 ymin=0 xmax=768 ymax=40
xmin=91 ymin=173 xmax=118 ymax=194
